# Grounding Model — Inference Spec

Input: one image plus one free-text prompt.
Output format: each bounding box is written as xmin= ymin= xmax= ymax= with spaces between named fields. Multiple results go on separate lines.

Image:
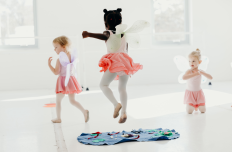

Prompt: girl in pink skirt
xmin=183 ymin=49 xmax=213 ymax=114
xmin=48 ymin=36 xmax=89 ymax=123
xmin=82 ymin=8 xmax=144 ymax=123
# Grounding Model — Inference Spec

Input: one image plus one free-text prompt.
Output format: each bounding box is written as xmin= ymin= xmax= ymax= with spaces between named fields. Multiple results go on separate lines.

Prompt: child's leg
xmin=118 ymin=75 xmax=129 ymax=123
xmin=199 ymin=106 xmax=206 ymax=113
xmin=52 ymin=93 xmax=65 ymax=123
xmin=68 ymin=94 xmax=89 ymax=122
xmin=56 ymin=93 xmax=65 ymax=119
xmin=118 ymin=75 xmax=129 ymax=115
xmin=99 ymin=70 xmax=118 ymax=107
xmin=186 ymin=104 xmax=194 ymax=114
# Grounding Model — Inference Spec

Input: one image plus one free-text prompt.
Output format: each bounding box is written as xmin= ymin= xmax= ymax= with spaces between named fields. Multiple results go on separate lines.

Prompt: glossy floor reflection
xmin=0 ymin=82 xmax=232 ymax=152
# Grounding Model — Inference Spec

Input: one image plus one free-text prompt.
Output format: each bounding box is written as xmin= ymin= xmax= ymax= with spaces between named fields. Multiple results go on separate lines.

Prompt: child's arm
xmin=82 ymin=31 xmax=110 ymax=41
xmin=199 ymin=70 xmax=213 ymax=80
xmin=183 ymin=70 xmax=200 ymax=80
xmin=48 ymin=57 xmax=60 ymax=75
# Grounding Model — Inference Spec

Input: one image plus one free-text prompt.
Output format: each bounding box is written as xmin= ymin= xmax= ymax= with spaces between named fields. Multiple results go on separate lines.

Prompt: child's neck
xmin=107 ymin=26 xmax=116 ymax=31
xmin=62 ymin=49 xmax=69 ymax=55
xmin=192 ymin=67 xmax=199 ymax=71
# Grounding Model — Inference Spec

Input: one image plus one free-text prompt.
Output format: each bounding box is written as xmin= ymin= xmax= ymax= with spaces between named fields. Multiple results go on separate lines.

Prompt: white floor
xmin=1 ymin=82 xmax=232 ymax=152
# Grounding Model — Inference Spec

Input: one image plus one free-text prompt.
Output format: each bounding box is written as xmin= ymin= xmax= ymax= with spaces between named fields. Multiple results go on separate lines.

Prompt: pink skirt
xmin=184 ymin=89 xmax=205 ymax=108
xmin=55 ymin=76 xmax=82 ymax=94
xmin=99 ymin=52 xmax=143 ymax=80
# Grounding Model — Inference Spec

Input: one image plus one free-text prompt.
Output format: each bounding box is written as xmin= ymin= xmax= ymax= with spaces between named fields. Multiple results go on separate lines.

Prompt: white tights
xmin=100 ymin=70 xmax=129 ymax=115
xmin=186 ymin=105 xmax=206 ymax=114
xmin=55 ymin=93 xmax=86 ymax=119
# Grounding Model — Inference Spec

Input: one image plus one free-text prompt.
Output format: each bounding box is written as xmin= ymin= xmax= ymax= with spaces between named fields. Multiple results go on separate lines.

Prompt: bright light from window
xmin=0 ymin=0 xmax=36 ymax=46
xmin=152 ymin=0 xmax=189 ymax=44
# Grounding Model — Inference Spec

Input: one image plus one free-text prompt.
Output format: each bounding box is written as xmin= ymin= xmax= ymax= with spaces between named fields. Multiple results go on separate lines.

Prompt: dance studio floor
xmin=0 ymin=82 xmax=232 ymax=152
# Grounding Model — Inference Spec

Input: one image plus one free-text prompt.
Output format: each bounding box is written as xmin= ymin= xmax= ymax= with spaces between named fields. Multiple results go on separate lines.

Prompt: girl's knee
xmin=199 ymin=107 xmax=206 ymax=113
xmin=186 ymin=105 xmax=194 ymax=114
xmin=69 ymin=99 xmax=76 ymax=105
xmin=56 ymin=98 xmax=63 ymax=103
xmin=99 ymin=83 xmax=103 ymax=90
xmin=99 ymin=83 xmax=107 ymax=90
xmin=100 ymin=84 xmax=110 ymax=92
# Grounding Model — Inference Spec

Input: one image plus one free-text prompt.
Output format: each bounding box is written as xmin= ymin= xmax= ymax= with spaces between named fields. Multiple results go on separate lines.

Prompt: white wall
xmin=1 ymin=0 xmax=232 ymax=91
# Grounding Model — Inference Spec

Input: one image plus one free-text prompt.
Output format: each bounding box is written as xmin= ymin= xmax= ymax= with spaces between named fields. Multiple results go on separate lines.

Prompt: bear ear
xmin=103 ymin=9 xmax=108 ymax=13
xmin=117 ymin=8 xmax=122 ymax=12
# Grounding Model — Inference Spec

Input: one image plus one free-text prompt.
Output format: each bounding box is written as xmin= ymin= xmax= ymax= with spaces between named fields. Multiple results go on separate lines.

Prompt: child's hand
xmin=48 ymin=57 xmax=53 ymax=66
xmin=192 ymin=69 xmax=200 ymax=75
xmin=82 ymin=31 xmax=89 ymax=38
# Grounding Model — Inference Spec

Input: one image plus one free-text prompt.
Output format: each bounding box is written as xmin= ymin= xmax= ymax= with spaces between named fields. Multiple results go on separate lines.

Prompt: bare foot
xmin=84 ymin=110 xmax=89 ymax=123
xmin=118 ymin=113 xmax=127 ymax=124
xmin=113 ymin=103 xmax=122 ymax=118
xmin=51 ymin=118 xmax=61 ymax=123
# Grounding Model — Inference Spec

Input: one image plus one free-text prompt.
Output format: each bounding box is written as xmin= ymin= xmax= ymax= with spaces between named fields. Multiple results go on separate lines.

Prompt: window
xmin=151 ymin=0 xmax=190 ymax=45
xmin=0 ymin=0 xmax=37 ymax=48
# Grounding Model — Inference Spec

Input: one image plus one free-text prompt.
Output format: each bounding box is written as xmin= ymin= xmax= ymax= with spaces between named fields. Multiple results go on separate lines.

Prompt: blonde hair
xmin=53 ymin=36 xmax=71 ymax=54
xmin=189 ymin=48 xmax=201 ymax=61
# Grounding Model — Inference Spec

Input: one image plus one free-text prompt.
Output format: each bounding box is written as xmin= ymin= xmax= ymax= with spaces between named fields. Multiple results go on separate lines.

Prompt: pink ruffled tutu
xmin=99 ymin=52 xmax=143 ymax=79
xmin=184 ymin=89 xmax=205 ymax=108
xmin=55 ymin=76 xmax=82 ymax=94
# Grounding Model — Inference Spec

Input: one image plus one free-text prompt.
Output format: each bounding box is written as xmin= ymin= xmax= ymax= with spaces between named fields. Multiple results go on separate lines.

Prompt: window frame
xmin=0 ymin=0 xmax=38 ymax=49
xmin=151 ymin=0 xmax=190 ymax=45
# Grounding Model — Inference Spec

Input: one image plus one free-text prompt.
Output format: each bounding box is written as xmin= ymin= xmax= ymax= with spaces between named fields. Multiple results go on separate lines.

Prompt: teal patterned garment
xmin=77 ymin=128 xmax=180 ymax=146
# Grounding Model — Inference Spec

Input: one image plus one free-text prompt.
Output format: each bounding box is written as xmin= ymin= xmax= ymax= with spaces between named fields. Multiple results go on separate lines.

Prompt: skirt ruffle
xmin=184 ymin=89 xmax=205 ymax=108
xmin=99 ymin=52 xmax=143 ymax=79
xmin=55 ymin=76 xmax=82 ymax=94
